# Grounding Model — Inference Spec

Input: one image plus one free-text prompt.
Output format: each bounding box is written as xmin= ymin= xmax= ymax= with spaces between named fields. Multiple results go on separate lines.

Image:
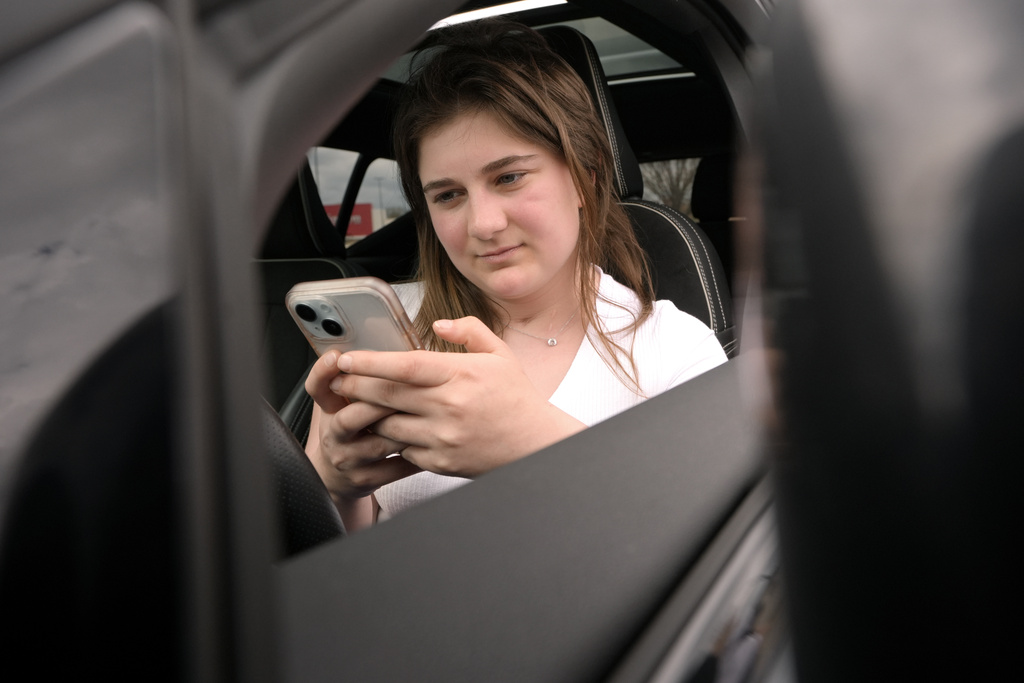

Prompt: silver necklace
xmin=505 ymin=309 xmax=578 ymax=347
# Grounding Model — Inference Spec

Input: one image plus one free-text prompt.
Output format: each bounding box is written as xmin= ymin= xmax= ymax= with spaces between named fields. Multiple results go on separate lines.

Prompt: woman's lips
xmin=478 ymin=245 xmax=521 ymax=264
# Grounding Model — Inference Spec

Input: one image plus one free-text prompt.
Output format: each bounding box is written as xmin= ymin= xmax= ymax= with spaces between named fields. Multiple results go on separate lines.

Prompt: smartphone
xmin=285 ymin=277 xmax=423 ymax=356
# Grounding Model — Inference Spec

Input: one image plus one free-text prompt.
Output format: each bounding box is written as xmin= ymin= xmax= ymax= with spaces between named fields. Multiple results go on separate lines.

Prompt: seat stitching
xmin=623 ymin=201 xmax=717 ymax=328
xmin=653 ymin=202 xmax=727 ymax=328
xmin=622 ymin=200 xmax=726 ymax=332
xmin=721 ymin=336 xmax=738 ymax=356
xmin=575 ymin=32 xmax=628 ymax=197
xmin=656 ymin=202 xmax=727 ymax=330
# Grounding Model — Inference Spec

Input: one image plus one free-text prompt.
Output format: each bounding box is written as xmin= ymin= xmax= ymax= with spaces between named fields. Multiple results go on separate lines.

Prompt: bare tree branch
xmin=640 ymin=158 xmax=701 ymax=218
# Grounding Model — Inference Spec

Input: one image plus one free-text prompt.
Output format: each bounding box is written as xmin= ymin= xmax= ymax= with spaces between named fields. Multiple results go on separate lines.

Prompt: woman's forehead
xmin=419 ymin=111 xmax=552 ymax=175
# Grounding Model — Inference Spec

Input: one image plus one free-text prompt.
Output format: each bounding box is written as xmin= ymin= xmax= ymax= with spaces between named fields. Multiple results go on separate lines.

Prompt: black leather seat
xmin=259 ymin=159 xmax=368 ymax=436
xmin=540 ymin=26 xmax=737 ymax=357
xmin=347 ymin=211 xmax=420 ymax=283
xmin=258 ymin=256 xmax=363 ymax=433
xmin=257 ymin=164 xmax=354 ymax=556
xmin=260 ymin=159 xmax=350 ymax=261
xmin=691 ymin=153 xmax=737 ymax=289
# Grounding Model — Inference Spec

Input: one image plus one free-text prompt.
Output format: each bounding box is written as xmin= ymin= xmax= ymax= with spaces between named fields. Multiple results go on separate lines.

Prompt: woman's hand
xmin=304 ymin=351 xmax=422 ymax=518
xmin=330 ymin=317 xmax=586 ymax=478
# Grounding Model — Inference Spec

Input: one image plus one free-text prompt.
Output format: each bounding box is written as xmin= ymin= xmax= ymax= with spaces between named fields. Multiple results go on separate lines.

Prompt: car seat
xmin=258 ymin=159 xmax=367 ymax=427
xmin=691 ymin=153 xmax=737 ymax=287
xmin=260 ymin=159 xmax=350 ymax=260
xmin=540 ymin=26 xmax=737 ymax=357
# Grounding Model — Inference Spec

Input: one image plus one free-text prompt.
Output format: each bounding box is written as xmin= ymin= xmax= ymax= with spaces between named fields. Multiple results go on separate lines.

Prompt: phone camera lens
xmin=295 ymin=304 xmax=317 ymax=322
xmin=322 ymin=319 xmax=344 ymax=337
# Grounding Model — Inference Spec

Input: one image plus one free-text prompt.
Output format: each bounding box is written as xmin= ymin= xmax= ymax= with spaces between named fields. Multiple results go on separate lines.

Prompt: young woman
xmin=304 ymin=20 xmax=727 ymax=531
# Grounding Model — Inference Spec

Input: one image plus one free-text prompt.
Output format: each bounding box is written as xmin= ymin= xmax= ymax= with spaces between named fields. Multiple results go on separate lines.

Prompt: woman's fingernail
xmin=337 ymin=354 xmax=353 ymax=372
xmin=434 ymin=319 xmax=453 ymax=331
xmin=329 ymin=376 xmax=343 ymax=393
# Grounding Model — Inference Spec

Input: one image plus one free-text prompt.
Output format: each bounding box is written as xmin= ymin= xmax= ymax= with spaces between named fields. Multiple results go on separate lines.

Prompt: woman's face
xmin=418 ymin=110 xmax=582 ymax=307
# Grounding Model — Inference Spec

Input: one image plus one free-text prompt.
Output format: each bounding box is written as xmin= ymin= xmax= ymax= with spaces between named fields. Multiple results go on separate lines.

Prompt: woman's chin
xmin=475 ymin=272 xmax=536 ymax=302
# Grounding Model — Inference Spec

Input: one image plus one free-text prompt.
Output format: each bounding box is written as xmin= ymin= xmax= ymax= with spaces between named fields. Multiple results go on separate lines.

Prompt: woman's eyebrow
xmin=421 ymin=154 xmax=538 ymax=194
xmin=481 ymin=154 xmax=537 ymax=174
xmin=422 ymin=177 xmax=454 ymax=195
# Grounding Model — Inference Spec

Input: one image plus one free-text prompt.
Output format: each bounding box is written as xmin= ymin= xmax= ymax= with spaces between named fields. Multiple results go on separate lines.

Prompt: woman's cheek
xmin=432 ymin=214 xmax=467 ymax=253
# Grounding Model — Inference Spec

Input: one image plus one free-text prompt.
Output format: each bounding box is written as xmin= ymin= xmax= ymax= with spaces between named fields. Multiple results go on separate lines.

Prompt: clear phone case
xmin=285 ymin=277 xmax=422 ymax=356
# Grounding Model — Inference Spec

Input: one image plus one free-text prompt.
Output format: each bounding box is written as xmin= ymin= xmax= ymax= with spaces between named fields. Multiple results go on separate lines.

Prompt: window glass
xmin=306 ymin=149 xmax=410 ymax=243
xmin=641 ymin=157 xmax=701 ymax=220
xmin=545 ymin=17 xmax=686 ymax=79
xmin=306 ymin=147 xmax=356 ymax=208
xmin=382 ymin=16 xmax=689 ymax=84
xmin=359 ymin=158 xmax=410 ymax=236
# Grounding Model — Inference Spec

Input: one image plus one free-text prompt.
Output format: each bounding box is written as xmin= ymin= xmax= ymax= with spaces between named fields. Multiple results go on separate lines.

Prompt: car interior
xmin=251 ymin=5 xmax=773 ymax=680
xmin=4 ymin=0 xmax=1017 ymax=680
xmin=257 ymin=14 xmax=740 ymax=449
xmin=0 ymin=0 xmax=771 ymax=678
xmin=1 ymin=2 xmax=771 ymax=679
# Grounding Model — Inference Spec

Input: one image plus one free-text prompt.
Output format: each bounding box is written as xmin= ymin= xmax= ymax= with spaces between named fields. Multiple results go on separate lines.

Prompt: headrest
xmin=540 ymin=26 xmax=645 ymax=200
xmin=262 ymin=160 xmax=348 ymax=259
xmin=297 ymin=160 xmax=348 ymax=257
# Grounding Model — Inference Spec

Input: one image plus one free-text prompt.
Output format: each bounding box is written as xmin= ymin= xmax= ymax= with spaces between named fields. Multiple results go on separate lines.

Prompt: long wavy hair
xmin=393 ymin=19 xmax=654 ymax=392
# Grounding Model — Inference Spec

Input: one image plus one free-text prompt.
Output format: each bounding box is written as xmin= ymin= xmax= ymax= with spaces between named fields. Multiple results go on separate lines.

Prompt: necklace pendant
xmin=506 ymin=308 xmax=577 ymax=347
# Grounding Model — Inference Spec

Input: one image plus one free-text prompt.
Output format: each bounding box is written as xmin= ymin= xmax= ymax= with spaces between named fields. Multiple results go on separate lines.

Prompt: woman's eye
xmin=433 ymin=190 xmax=459 ymax=205
xmin=497 ymin=172 xmax=524 ymax=186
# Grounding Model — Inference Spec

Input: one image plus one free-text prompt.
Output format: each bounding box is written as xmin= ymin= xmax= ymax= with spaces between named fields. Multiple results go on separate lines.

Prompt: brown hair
xmin=393 ymin=19 xmax=654 ymax=391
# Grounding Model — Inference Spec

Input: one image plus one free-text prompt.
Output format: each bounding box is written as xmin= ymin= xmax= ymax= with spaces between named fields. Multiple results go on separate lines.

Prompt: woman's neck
xmin=491 ymin=267 xmax=585 ymax=331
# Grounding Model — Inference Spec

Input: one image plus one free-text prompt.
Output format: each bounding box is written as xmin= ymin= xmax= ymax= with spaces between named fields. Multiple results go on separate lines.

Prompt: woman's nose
xmin=466 ymin=192 xmax=507 ymax=240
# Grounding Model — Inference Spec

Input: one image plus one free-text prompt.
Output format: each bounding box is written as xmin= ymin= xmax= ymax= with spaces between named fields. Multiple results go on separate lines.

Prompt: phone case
xmin=285 ymin=277 xmax=423 ymax=356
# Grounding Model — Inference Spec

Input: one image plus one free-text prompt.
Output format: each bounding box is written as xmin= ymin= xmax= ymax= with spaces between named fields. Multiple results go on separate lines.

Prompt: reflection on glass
xmin=548 ymin=17 xmax=686 ymax=77
xmin=684 ymin=569 xmax=787 ymax=683
xmin=650 ymin=510 xmax=789 ymax=683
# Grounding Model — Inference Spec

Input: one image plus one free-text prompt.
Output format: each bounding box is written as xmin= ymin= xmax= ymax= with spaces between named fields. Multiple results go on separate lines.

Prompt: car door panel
xmin=278 ymin=360 xmax=764 ymax=682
